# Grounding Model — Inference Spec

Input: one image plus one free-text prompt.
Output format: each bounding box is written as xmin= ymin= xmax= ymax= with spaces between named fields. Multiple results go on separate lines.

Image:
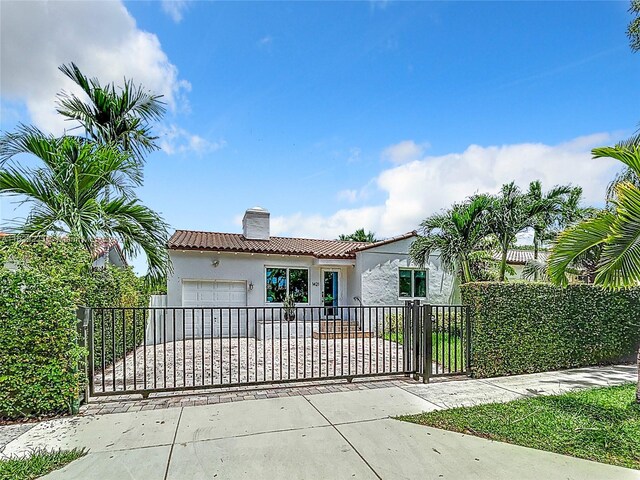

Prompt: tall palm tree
xmin=486 ymin=182 xmax=547 ymax=281
xmin=548 ymin=144 xmax=640 ymax=402
xmin=527 ymin=181 xmax=574 ymax=257
xmin=0 ymin=126 xmax=169 ymax=282
xmin=338 ymin=228 xmax=378 ymax=242
xmin=410 ymin=195 xmax=492 ymax=284
xmin=56 ymin=63 xmax=166 ymax=166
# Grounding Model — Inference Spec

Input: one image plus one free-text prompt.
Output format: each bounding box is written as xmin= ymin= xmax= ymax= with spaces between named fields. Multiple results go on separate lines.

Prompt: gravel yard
xmin=92 ymin=337 xmax=405 ymax=393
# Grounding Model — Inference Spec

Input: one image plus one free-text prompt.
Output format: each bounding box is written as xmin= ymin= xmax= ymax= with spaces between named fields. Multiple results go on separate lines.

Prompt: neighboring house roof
xmin=92 ymin=238 xmax=127 ymax=266
xmin=492 ymin=249 xmax=549 ymax=265
xmin=168 ymin=230 xmax=417 ymax=259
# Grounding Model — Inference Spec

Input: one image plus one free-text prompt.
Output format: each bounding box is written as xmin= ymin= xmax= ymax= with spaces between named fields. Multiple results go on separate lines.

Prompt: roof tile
xmin=168 ymin=230 xmax=372 ymax=259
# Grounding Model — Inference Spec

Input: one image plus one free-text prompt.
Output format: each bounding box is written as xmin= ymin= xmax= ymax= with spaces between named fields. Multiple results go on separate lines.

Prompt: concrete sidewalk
xmin=1 ymin=364 xmax=637 ymax=479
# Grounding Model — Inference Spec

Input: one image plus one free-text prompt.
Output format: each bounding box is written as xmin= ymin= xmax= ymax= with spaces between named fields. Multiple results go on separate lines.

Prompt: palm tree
xmin=548 ymin=144 xmax=640 ymax=402
xmin=486 ymin=182 xmax=546 ymax=281
xmin=527 ymin=181 xmax=573 ymax=255
xmin=0 ymin=126 xmax=169 ymax=282
xmin=410 ymin=195 xmax=492 ymax=284
xmin=338 ymin=228 xmax=378 ymax=242
xmin=56 ymin=63 xmax=166 ymax=165
xmin=606 ymin=126 xmax=640 ymax=205
xmin=549 ymin=146 xmax=640 ymax=287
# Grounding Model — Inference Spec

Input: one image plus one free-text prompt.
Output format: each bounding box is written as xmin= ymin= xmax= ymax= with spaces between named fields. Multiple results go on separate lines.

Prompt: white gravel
xmin=92 ymin=337 xmax=405 ymax=393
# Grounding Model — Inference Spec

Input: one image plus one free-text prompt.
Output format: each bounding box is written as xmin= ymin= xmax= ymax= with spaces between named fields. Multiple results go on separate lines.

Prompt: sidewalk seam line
xmin=395 ymin=384 xmax=446 ymax=409
xmin=163 ymin=407 xmax=183 ymax=480
xmin=302 ymin=395 xmax=382 ymax=480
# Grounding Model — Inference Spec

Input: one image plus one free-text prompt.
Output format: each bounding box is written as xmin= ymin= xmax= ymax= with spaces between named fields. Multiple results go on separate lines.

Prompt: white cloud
xmin=381 ymin=140 xmax=429 ymax=164
xmin=337 ymin=189 xmax=359 ymax=203
xmin=0 ymin=1 xmax=190 ymax=134
xmin=159 ymin=125 xmax=226 ymax=156
xmin=271 ymin=133 xmax=621 ymax=240
xmin=161 ymin=0 xmax=190 ymax=23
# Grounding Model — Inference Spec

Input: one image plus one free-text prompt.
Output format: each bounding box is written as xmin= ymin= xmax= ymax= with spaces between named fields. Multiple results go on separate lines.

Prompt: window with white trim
xmin=398 ymin=269 xmax=427 ymax=298
xmin=265 ymin=267 xmax=309 ymax=303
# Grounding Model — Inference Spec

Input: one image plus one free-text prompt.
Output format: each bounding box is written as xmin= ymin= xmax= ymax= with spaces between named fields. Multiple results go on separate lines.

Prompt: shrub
xmin=0 ymin=269 xmax=85 ymax=420
xmin=86 ymin=266 xmax=147 ymax=368
xmin=461 ymin=282 xmax=640 ymax=378
xmin=0 ymin=237 xmax=149 ymax=417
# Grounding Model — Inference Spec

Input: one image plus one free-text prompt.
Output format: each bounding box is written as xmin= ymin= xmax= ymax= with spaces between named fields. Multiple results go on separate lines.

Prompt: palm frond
xmin=595 ymin=181 xmax=640 ymax=287
xmin=548 ymin=212 xmax=614 ymax=286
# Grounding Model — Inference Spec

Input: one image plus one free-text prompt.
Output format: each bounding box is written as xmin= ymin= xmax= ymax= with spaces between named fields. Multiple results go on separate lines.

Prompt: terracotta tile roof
xmin=168 ymin=230 xmax=382 ymax=259
xmin=92 ymin=238 xmax=127 ymax=264
xmin=492 ymin=249 xmax=549 ymax=265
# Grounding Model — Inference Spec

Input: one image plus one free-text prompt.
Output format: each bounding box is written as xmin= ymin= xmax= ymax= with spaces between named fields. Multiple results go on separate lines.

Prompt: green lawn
xmin=383 ymin=331 xmax=466 ymax=373
xmin=0 ymin=448 xmax=86 ymax=480
xmin=398 ymin=383 xmax=640 ymax=470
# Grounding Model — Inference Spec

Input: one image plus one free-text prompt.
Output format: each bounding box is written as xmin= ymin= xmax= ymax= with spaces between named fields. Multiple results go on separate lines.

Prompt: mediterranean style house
xmin=166 ymin=207 xmax=456 ymax=315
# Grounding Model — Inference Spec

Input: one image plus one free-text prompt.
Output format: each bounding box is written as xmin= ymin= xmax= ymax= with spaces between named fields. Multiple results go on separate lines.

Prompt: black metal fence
xmin=84 ymin=303 xmax=471 ymax=397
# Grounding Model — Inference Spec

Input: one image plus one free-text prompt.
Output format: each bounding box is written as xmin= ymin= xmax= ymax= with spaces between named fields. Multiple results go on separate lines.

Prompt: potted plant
xmin=283 ymin=295 xmax=296 ymax=321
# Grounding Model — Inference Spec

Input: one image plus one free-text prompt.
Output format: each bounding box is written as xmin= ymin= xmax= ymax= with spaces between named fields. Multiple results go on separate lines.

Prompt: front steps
xmin=312 ymin=320 xmax=374 ymax=340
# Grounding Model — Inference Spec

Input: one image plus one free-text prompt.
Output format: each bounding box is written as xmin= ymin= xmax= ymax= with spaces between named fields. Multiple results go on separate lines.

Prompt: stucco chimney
xmin=242 ymin=207 xmax=270 ymax=240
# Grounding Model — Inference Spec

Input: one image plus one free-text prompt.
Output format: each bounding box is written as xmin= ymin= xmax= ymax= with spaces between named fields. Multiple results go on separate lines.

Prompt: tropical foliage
xmin=410 ymin=195 xmax=495 ymax=283
xmin=0 ymin=64 xmax=169 ymax=281
xmin=629 ymin=0 xmax=640 ymax=52
xmin=548 ymin=146 xmax=640 ymax=289
xmin=57 ymin=62 xmax=165 ymax=165
xmin=411 ymin=180 xmax=582 ymax=283
xmin=338 ymin=228 xmax=378 ymax=242
xmin=0 ymin=129 xmax=169 ymax=281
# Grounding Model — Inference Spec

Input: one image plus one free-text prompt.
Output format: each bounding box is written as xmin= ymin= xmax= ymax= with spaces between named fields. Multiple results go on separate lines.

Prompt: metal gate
xmin=78 ymin=302 xmax=471 ymax=397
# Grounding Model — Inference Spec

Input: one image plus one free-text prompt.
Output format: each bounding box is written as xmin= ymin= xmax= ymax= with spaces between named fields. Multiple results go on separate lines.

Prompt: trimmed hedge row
xmin=0 ymin=270 xmax=84 ymax=419
xmin=461 ymin=282 xmax=640 ymax=378
xmin=0 ymin=238 xmax=149 ymax=419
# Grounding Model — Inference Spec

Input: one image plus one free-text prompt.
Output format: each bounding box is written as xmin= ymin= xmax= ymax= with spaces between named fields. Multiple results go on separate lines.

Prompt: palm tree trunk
xmin=461 ymin=258 xmax=472 ymax=284
xmin=533 ymin=232 xmax=539 ymax=281
xmin=499 ymin=243 xmax=508 ymax=281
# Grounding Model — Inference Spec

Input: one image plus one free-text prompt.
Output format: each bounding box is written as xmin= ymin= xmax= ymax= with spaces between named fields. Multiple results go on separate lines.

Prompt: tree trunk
xmin=533 ymin=234 xmax=539 ymax=281
xmin=499 ymin=245 xmax=508 ymax=281
xmin=461 ymin=258 xmax=472 ymax=284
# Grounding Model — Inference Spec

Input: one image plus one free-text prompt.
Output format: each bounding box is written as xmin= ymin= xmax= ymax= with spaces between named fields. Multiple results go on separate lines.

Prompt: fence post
xmin=423 ymin=304 xmax=432 ymax=383
xmin=403 ymin=301 xmax=412 ymax=376
xmin=412 ymin=300 xmax=420 ymax=381
xmin=465 ymin=305 xmax=472 ymax=376
xmin=76 ymin=307 xmax=90 ymax=408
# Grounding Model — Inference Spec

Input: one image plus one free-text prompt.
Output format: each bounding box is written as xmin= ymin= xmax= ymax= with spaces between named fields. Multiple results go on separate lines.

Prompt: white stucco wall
xmin=167 ymin=250 xmax=354 ymax=307
xmin=355 ymin=238 xmax=456 ymax=306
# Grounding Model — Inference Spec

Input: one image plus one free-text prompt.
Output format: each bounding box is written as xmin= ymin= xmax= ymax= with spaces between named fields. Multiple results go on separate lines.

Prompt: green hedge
xmin=0 ymin=269 xmax=84 ymax=420
xmin=87 ymin=266 xmax=147 ymax=368
xmin=0 ymin=237 xmax=149 ymax=418
xmin=461 ymin=282 xmax=640 ymax=378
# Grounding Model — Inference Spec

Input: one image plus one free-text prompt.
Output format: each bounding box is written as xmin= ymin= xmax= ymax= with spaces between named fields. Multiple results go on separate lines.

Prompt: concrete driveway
xmin=2 ymin=365 xmax=638 ymax=479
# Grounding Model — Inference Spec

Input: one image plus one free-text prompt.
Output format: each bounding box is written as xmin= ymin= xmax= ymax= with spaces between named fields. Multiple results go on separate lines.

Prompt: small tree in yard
xmin=410 ymin=195 xmax=494 ymax=284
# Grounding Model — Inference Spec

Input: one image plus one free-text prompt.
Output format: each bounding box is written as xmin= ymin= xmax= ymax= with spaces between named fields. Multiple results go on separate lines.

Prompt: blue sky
xmin=1 ymin=1 xmax=639 ymax=273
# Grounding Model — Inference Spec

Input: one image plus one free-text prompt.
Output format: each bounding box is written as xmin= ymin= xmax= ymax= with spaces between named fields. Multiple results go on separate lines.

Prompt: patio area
xmin=92 ymin=337 xmax=406 ymax=393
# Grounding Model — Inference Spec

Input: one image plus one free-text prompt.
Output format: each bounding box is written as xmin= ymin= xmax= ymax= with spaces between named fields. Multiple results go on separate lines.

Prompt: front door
xmin=322 ymin=270 xmax=339 ymax=316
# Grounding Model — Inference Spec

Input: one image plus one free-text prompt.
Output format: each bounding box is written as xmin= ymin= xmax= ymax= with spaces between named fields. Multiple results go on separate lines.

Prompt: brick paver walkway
xmin=81 ymin=376 xmax=421 ymax=415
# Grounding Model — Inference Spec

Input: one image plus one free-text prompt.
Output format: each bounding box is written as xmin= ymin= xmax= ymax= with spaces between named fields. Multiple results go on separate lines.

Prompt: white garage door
xmin=182 ymin=281 xmax=248 ymax=337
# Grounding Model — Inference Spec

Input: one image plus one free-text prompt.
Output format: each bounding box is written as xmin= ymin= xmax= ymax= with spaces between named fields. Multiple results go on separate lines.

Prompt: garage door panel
xmin=182 ymin=280 xmax=248 ymax=337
